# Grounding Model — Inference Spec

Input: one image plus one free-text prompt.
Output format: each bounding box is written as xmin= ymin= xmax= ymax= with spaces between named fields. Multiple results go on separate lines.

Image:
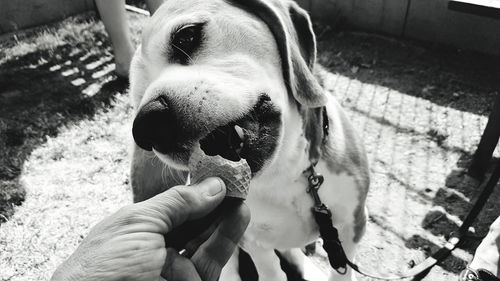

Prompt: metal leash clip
xmin=307 ymin=169 xmax=334 ymax=215
xmin=307 ymin=169 xmax=325 ymax=207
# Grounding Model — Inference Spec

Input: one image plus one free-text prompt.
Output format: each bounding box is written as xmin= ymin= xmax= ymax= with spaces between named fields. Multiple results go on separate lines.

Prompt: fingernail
xmin=201 ymin=177 xmax=224 ymax=196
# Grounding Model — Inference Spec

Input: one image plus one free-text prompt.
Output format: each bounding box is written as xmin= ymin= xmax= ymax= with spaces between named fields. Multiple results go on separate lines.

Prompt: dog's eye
xmin=171 ymin=24 xmax=203 ymax=64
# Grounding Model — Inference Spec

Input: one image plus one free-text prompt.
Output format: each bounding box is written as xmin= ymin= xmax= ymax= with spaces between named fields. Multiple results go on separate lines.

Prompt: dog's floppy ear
xmin=288 ymin=1 xmax=316 ymax=69
xmin=286 ymin=1 xmax=326 ymax=107
xmin=230 ymin=0 xmax=327 ymax=107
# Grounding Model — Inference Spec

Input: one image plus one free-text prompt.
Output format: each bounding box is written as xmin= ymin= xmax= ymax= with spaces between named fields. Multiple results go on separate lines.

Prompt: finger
xmin=136 ymin=177 xmax=226 ymax=233
xmin=161 ymin=248 xmax=202 ymax=281
xmin=164 ymin=198 xmax=232 ymax=251
xmin=163 ymin=209 xmax=222 ymax=251
xmin=183 ymin=221 xmax=219 ymax=257
xmin=182 ymin=201 xmax=238 ymax=256
xmin=191 ymin=202 xmax=251 ymax=281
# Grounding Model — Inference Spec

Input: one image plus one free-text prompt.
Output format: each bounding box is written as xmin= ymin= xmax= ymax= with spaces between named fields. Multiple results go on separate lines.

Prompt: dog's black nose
xmin=132 ymin=96 xmax=178 ymax=153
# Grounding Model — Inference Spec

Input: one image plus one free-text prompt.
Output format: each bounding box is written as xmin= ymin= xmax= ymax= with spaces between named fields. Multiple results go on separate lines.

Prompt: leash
xmin=305 ymin=106 xmax=500 ymax=280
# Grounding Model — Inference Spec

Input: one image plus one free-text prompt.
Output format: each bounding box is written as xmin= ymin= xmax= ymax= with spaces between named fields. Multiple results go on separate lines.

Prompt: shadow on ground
xmin=0 ymin=33 xmax=128 ymax=223
xmin=406 ymin=156 xmax=500 ymax=276
xmin=315 ymin=26 xmax=500 ymax=117
xmin=315 ymin=27 xmax=500 ymax=276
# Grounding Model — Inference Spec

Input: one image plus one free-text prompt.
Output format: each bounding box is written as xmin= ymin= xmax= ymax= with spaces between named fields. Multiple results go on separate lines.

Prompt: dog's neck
xmin=300 ymin=105 xmax=328 ymax=167
xmin=254 ymin=104 xmax=328 ymax=185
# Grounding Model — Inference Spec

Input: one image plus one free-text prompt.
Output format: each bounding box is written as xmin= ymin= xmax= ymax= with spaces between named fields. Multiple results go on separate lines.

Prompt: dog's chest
xmin=244 ymin=173 xmax=318 ymax=249
xmin=243 ymin=160 xmax=360 ymax=250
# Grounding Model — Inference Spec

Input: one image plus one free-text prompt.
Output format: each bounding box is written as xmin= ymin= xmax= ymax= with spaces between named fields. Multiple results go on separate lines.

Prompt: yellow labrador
xmin=129 ymin=0 xmax=369 ymax=280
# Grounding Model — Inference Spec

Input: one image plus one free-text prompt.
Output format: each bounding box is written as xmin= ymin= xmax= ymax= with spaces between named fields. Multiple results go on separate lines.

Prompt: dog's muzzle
xmin=132 ymin=94 xmax=282 ymax=174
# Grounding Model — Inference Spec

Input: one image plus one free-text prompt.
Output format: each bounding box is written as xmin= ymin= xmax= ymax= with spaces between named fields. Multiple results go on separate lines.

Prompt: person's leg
xmin=95 ymin=0 xmax=134 ymax=78
xmin=460 ymin=216 xmax=500 ymax=280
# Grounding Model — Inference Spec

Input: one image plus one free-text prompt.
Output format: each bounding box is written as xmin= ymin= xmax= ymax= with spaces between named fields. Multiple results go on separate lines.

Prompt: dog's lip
xmin=152 ymin=143 xmax=188 ymax=155
xmin=152 ymin=148 xmax=190 ymax=170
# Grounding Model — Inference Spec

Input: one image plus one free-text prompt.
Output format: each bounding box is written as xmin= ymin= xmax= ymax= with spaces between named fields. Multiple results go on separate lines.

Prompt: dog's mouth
xmin=199 ymin=123 xmax=246 ymax=162
xmin=198 ymin=94 xmax=282 ymax=175
xmin=152 ymin=95 xmax=281 ymax=175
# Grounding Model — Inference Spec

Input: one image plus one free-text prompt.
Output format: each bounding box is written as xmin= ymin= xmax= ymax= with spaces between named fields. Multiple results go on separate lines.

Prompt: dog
xmin=128 ymin=0 xmax=369 ymax=280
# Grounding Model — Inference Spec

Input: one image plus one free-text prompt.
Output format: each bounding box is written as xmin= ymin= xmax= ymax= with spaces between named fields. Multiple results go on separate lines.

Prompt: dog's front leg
xmin=278 ymin=248 xmax=329 ymax=281
xmin=130 ymin=145 xmax=188 ymax=202
xmin=244 ymin=243 xmax=287 ymax=281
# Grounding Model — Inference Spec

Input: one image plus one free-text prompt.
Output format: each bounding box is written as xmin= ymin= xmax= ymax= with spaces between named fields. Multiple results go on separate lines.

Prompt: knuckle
xmin=115 ymin=205 xmax=143 ymax=225
xmin=169 ymin=186 xmax=202 ymax=209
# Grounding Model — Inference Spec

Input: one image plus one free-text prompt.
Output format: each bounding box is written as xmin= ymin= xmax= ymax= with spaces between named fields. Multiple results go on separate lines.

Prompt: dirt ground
xmin=1 ymin=9 xmax=499 ymax=281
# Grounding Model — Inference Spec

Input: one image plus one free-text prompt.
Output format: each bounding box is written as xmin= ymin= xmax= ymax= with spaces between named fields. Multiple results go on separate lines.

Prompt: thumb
xmin=137 ymin=177 xmax=226 ymax=234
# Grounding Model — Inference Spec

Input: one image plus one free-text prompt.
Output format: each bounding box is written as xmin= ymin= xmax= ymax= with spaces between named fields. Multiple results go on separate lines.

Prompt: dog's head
xmin=130 ymin=0 xmax=327 ymax=175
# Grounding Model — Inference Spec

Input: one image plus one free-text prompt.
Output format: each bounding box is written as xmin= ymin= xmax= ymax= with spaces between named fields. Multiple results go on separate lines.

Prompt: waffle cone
xmin=189 ymin=150 xmax=251 ymax=199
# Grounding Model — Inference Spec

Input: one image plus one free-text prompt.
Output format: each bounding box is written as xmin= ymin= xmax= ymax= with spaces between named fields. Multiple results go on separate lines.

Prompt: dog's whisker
xmin=172 ymin=43 xmax=195 ymax=64
xmin=171 ymin=42 xmax=202 ymax=88
xmin=161 ymin=163 xmax=169 ymax=184
xmin=147 ymin=152 xmax=162 ymax=168
xmin=146 ymin=154 xmax=155 ymax=164
xmin=144 ymin=150 xmax=157 ymax=161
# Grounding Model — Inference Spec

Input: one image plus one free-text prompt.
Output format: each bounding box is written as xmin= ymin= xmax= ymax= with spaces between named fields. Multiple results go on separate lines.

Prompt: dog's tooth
xmin=234 ymin=125 xmax=245 ymax=141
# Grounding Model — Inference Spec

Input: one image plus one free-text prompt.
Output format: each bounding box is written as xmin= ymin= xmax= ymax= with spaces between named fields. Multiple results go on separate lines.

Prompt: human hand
xmin=51 ymin=178 xmax=250 ymax=281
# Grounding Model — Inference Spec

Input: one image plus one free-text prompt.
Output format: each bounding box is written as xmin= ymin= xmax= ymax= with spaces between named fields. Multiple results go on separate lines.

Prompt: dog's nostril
xmin=132 ymin=96 xmax=173 ymax=152
xmin=157 ymin=95 xmax=169 ymax=108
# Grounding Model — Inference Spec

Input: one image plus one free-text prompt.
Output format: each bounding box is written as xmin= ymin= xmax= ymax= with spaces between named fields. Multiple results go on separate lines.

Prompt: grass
xmin=1 ymin=8 xmax=500 ymax=281
xmin=0 ymin=12 xmax=144 ymax=280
